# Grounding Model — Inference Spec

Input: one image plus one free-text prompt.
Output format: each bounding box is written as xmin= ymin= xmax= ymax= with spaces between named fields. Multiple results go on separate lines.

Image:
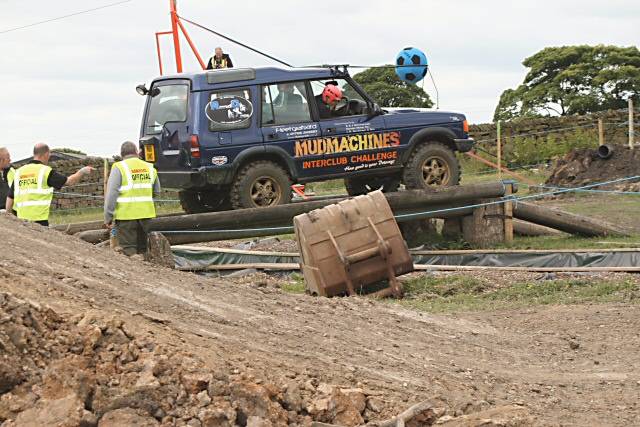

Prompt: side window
xmin=261 ymin=81 xmax=312 ymax=126
xmin=310 ymin=78 xmax=367 ymax=120
xmin=206 ymin=88 xmax=253 ymax=132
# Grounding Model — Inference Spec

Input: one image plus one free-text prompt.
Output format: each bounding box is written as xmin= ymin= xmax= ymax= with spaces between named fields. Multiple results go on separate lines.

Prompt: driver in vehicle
xmin=316 ymin=81 xmax=343 ymax=119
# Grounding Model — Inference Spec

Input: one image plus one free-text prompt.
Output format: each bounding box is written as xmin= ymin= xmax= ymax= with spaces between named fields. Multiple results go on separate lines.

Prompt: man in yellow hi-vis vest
xmin=0 ymin=147 xmax=15 ymax=212
xmin=104 ymin=141 xmax=160 ymax=256
xmin=5 ymin=144 xmax=94 ymax=225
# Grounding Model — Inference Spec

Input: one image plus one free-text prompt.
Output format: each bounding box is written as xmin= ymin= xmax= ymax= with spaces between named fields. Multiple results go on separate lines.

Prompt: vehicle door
xmin=141 ymin=80 xmax=191 ymax=171
xmin=198 ymin=86 xmax=263 ymax=168
xmin=260 ymin=81 xmax=321 ymax=179
xmin=309 ymin=78 xmax=400 ymax=176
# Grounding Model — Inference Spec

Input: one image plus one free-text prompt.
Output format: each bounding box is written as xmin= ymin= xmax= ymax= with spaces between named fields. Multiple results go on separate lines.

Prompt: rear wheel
xmin=230 ymin=161 xmax=292 ymax=209
xmin=179 ymin=190 xmax=231 ymax=214
xmin=402 ymin=142 xmax=460 ymax=189
xmin=344 ymin=176 xmax=400 ymax=196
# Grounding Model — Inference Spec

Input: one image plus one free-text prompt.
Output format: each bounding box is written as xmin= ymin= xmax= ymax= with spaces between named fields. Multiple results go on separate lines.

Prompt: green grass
xmin=397 ymin=275 xmax=639 ymax=313
xmin=49 ymin=203 xmax=183 ymax=225
xmin=280 ymin=273 xmax=306 ymax=294
xmin=497 ymin=235 xmax=640 ymax=250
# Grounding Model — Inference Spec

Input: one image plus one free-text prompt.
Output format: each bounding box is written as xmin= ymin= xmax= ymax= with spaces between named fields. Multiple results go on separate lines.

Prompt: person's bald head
xmin=120 ymin=141 xmax=138 ymax=158
xmin=0 ymin=147 xmax=10 ymax=169
xmin=33 ymin=143 xmax=51 ymax=164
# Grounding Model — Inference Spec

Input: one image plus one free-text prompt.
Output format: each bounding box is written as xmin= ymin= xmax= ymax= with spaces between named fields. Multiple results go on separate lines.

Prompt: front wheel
xmin=402 ymin=143 xmax=460 ymax=189
xmin=230 ymin=161 xmax=292 ymax=209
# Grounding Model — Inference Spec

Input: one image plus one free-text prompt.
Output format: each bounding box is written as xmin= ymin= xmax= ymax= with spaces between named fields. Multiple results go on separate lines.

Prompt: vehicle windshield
xmin=145 ymin=84 xmax=189 ymax=134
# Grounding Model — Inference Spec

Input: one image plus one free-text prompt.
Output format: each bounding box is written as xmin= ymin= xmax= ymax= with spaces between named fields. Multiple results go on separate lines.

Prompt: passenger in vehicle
xmin=272 ymin=83 xmax=301 ymax=107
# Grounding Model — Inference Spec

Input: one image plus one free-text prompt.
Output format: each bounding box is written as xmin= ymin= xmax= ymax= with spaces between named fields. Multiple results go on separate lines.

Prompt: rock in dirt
xmin=98 ymin=407 xmax=159 ymax=427
xmin=307 ymin=386 xmax=366 ymax=426
xmin=6 ymin=395 xmax=93 ymax=427
xmin=436 ymin=405 xmax=534 ymax=426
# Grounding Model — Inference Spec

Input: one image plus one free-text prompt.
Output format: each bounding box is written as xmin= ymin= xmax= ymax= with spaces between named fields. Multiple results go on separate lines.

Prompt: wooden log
xmin=513 ymin=201 xmax=629 ymax=237
xmin=513 ymin=219 xmax=563 ymax=237
xmin=149 ymin=182 xmax=508 ymax=232
xmin=145 ymin=232 xmax=174 ymax=268
xmin=179 ymin=263 xmax=640 ymax=273
xmin=462 ymin=198 xmax=505 ymax=248
xmin=74 ymin=182 xmax=509 ymax=245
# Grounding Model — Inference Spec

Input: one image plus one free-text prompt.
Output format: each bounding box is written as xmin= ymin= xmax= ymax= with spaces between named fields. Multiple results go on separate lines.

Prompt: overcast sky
xmin=0 ymin=0 xmax=638 ymax=159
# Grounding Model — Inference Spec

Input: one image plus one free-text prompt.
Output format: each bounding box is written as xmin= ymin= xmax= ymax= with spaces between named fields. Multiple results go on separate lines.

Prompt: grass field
xmin=397 ymin=274 xmax=639 ymax=313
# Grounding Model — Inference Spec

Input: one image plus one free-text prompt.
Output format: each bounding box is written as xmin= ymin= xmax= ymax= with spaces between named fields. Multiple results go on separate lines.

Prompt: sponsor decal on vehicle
xmin=294 ymin=131 xmax=400 ymax=157
xmin=205 ymin=96 xmax=253 ymax=125
xmin=302 ymin=150 xmax=399 ymax=170
xmin=211 ymin=156 xmax=229 ymax=166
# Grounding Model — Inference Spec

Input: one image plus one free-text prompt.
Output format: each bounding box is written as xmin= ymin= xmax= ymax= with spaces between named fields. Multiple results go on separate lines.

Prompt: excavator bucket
xmin=293 ymin=190 xmax=413 ymax=298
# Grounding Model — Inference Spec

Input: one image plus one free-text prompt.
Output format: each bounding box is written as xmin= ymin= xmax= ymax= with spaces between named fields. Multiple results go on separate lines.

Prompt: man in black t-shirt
xmin=5 ymin=143 xmax=94 ymax=226
xmin=0 ymin=147 xmax=14 ymax=211
xmin=206 ymin=47 xmax=234 ymax=70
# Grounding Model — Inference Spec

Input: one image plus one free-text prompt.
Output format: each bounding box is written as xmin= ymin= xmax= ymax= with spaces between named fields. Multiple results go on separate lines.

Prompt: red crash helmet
xmin=322 ymin=84 xmax=343 ymax=105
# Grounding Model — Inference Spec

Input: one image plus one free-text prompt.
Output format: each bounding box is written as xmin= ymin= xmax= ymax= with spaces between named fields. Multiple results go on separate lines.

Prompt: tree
xmin=494 ymin=45 xmax=640 ymax=121
xmin=351 ymin=67 xmax=433 ymax=108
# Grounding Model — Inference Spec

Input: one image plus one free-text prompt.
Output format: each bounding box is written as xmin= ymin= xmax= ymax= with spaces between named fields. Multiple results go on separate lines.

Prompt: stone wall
xmin=468 ymin=108 xmax=635 ymax=149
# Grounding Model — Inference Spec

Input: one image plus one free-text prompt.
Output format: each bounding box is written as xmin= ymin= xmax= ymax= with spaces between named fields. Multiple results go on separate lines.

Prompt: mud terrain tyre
xmin=344 ymin=176 xmax=401 ymax=196
xmin=230 ymin=161 xmax=292 ymax=209
xmin=179 ymin=190 xmax=231 ymax=214
xmin=402 ymin=142 xmax=460 ymax=189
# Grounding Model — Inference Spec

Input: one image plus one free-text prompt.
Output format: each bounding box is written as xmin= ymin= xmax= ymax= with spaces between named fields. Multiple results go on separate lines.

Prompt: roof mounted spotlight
xmin=136 ymin=84 xmax=149 ymax=96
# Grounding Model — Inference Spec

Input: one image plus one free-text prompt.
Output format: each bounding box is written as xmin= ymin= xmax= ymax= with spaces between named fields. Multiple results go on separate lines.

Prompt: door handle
xmin=267 ymin=133 xmax=277 ymax=140
xmin=326 ymin=127 xmax=336 ymax=134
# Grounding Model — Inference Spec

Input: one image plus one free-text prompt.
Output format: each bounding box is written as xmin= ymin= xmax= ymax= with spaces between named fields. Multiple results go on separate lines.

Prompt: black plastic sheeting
xmin=411 ymin=251 xmax=640 ymax=268
xmin=172 ymin=247 xmax=640 ymax=270
xmin=173 ymin=248 xmax=299 ymax=270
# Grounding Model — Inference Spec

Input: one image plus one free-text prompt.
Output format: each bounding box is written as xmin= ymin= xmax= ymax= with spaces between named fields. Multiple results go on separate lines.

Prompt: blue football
xmin=395 ymin=47 xmax=428 ymax=84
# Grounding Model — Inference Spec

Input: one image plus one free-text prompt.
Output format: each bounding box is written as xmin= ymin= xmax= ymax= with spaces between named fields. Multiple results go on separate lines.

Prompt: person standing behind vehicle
xmin=104 ymin=141 xmax=160 ymax=256
xmin=5 ymin=143 xmax=94 ymax=225
xmin=0 ymin=147 xmax=15 ymax=211
xmin=206 ymin=47 xmax=234 ymax=70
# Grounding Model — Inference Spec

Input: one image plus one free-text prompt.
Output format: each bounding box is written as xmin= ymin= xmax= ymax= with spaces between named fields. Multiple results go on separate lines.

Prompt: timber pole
xmin=513 ymin=201 xmax=629 ymax=237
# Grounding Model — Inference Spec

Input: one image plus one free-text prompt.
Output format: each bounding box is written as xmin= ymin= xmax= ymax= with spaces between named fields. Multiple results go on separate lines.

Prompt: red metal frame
xmin=154 ymin=31 xmax=172 ymax=75
xmin=154 ymin=0 xmax=206 ymax=75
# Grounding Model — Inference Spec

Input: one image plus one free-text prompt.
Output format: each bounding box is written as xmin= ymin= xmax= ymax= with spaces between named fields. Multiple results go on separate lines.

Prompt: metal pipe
xmin=169 ymin=0 xmax=182 ymax=73
xmin=176 ymin=18 xmax=206 ymax=69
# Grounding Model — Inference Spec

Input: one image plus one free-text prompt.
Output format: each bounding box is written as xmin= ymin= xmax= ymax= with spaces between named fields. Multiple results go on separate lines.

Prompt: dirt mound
xmin=2 ymin=215 xmax=640 ymax=425
xmin=2 ymin=292 xmax=444 ymax=426
xmin=546 ymin=145 xmax=640 ymax=189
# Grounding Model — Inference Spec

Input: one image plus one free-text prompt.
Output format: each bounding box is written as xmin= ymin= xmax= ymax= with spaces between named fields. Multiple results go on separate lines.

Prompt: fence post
xmin=504 ymin=181 xmax=513 ymax=245
xmin=496 ymin=120 xmax=502 ymax=180
xmin=598 ymin=118 xmax=604 ymax=146
xmin=630 ymin=98 xmax=635 ymax=150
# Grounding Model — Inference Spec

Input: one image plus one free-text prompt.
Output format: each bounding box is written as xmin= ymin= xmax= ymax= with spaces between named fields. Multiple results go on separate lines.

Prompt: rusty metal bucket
xmin=293 ymin=190 xmax=414 ymax=297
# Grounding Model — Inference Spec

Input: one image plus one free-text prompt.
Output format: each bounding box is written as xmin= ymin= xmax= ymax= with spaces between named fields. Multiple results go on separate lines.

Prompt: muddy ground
xmin=1 ymin=215 xmax=639 ymax=426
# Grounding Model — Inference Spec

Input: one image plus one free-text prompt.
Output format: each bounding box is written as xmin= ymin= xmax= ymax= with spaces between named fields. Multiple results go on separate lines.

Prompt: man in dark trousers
xmin=5 ymin=143 xmax=94 ymax=225
xmin=104 ymin=141 xmax=160 ymax=256
xmin=206 ymin=47 xmax=234 ymax=69
xmin=0 ymin=147 xmax=15 ymax=211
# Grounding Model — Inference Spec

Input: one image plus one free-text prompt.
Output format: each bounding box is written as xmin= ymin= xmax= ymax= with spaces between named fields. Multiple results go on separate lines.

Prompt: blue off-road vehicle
xmin=137 ymin=66 xmax=474 ymax=213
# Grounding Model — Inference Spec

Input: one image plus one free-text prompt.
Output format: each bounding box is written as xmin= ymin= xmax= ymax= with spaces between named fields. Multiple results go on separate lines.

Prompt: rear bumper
xmin=454 ymin=138 xmax=475 ymax=152
xmin=158 ymin=166 xmax=234 ymax=189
